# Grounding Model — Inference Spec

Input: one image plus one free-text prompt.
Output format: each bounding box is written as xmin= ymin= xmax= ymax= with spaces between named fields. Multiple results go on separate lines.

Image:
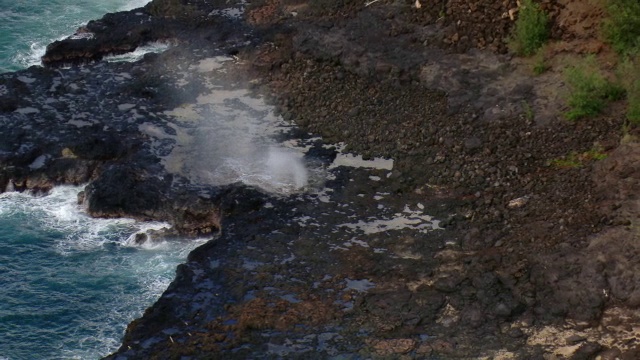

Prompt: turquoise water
xmin=0 ymin=0 xmax=150 ymax=73
xmin=0 ymin=4 xmax=196 ymax=359
xmin=0 ymin=187 xmax=206 ymax=359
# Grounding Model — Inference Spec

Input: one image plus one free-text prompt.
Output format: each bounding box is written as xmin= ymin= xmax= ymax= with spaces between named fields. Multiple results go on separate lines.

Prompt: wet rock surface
xmin=2 ymin=0 xmax=640 ymax=358
xmin=42 ymin=0 xmax=246 ymax=67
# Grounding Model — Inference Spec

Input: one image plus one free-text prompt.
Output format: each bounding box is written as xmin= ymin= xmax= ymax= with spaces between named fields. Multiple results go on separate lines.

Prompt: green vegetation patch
xmin=564 ymin=57 xmax=626 ymax=121
xmin=529 ymin=45 xmax=549 ymax=75
xmin=521 ymin=101 xmax=535 ymax=121
xmin=618 ymin=57 xmax=640 ymax=124
xmin=550 ymin=158 xmax=582 ymax=169
xmin=509 ymin=0 xmax=549 ymax=57
xmin=603 ymin=0 xmax=640 ymax=55
xmin=628 ymin=82 xmax=640 ymax=124
xmin=550 ymin=147 xmax=608 ymax=169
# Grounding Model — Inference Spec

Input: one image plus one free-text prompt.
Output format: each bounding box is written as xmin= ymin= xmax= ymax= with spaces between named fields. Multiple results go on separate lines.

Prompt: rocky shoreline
xmin=2 ymin=0 xmax=640 ymax=358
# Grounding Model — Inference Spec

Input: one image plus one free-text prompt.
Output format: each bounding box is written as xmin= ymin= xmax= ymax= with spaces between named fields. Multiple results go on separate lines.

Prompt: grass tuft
xmin=521 ymin=101 xmax=535 ymax=121
xmin=509 ymin=0 xmax=549 ymax=57
xmin=549 ymin=146 xmax=608 ymax=169
xmin=532 ymin=49 xmax=549 ymax=75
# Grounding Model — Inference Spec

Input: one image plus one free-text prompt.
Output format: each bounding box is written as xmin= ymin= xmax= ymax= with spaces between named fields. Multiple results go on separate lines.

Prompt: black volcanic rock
xmin=43 ymin=10 xmax=168 ymax=66
xmin=82 ymin=163 xmax=226 ymax=237
xmin=70 ymin=130 xmax=134 ymax=160
xmin=83 ymin=163 xmax=168 ymax=220
xmin=2 ymin=0 xmax=638 ymax=358
xmin=41 ymin=0 xmax=244 ymax=67
xmin=0 ymin=77 xmax=31 ymax=112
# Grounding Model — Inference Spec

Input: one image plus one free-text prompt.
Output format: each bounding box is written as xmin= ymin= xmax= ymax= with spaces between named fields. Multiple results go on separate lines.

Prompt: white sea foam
xmin=0 ymin=186 xmax=177 ymax=253
xmin=104 ymin=42 xmax=171 ymax=63
xmin=4 ymin=1 xmax=152 ymax=71
xmin=124 ymin=222 xmax=172 ymax=248
xmin=0 ymin=185 xmax=207 ymax=359
xmin=266 ymin=148 xmax=308 ymax=189
xmin=12 ymin=41 xmax=49 ymax=69
xmin=4 ymin=180 xmax=15 ymax=193
xmin=119 ymin=0 xmax=151 ymax=11
xmin=201 ymin=147 xmax=309 ymax=195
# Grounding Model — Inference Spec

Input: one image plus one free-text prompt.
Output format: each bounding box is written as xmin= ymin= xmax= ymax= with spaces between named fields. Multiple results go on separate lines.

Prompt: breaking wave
xmin=0 ymin=186 xmax=205 ymax=359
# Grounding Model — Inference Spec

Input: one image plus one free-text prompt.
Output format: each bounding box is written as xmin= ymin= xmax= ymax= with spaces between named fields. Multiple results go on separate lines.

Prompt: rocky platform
xmin=2 ymin=0 xmax=640 ymax=358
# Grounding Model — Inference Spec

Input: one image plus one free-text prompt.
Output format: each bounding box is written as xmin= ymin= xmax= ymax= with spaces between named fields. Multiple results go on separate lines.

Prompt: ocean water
xmin=0 ymin=3 xmax=205 ymax=359
xmin=0 ymin=187 xmax=207 ymax=359
xmin=0 ymin=0 xmax=150 ymax=73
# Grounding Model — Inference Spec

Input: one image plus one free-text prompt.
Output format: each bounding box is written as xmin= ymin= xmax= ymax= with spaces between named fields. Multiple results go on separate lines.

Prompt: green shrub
xmin=564 ymin=57 xmax=626 ymax=120
xmin=603 ymin=0 xmax=640 ymax=55
xmin=618 ymin=57 xmax=640 ymax=124
xmin=509 ymin=0 xmax=549 ymax=57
